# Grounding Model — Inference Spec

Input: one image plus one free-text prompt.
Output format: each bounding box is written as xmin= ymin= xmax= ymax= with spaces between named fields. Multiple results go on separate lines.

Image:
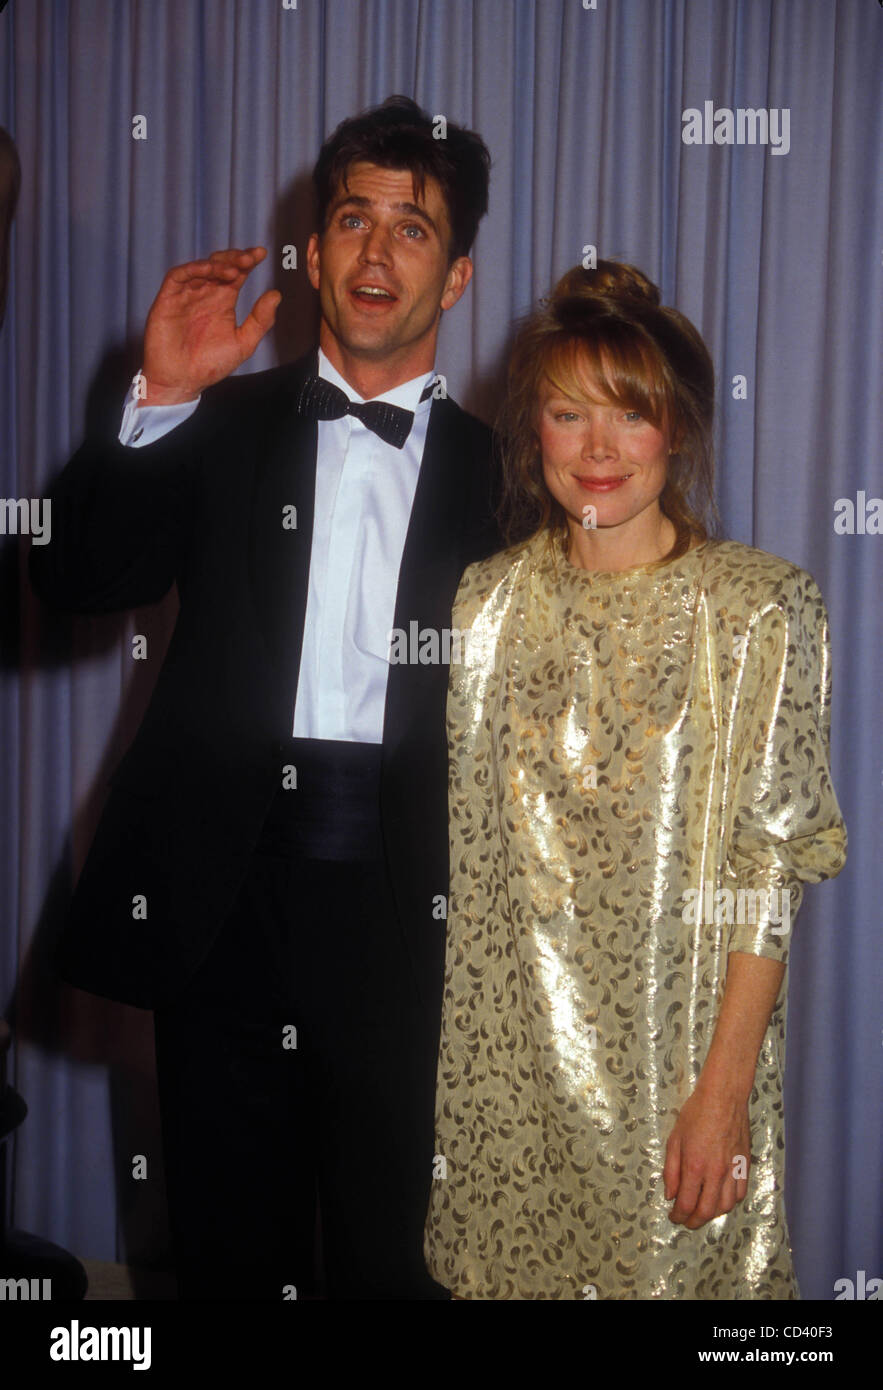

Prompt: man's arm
xmin=119 ymin=376 xmax=201 ymax=447
xmin=28 ymin=420 xmax=202 ymax=613
xmin=663 ymin=951 xmax=785 ymax=1229
xmin=29 ymin=247 xmax=280 ymax=613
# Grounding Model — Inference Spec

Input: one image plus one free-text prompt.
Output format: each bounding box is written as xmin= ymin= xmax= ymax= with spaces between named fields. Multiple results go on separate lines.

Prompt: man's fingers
xmin=163 ymin=248 xmax=267 ymax=292
xmin=160 ymin=262 xmax=236 ymax=298
xmin=251 ymin=289 xmax=282 ymax=331
xmin=237 ymin=289 xmax=282 ymax=354
xmin=207 ymin=246 xmax=267 ymax=268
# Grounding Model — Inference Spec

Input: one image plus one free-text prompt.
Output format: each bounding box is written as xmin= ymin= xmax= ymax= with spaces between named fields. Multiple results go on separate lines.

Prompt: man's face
xmin=307 ymin=161 xmax=473 ymax=383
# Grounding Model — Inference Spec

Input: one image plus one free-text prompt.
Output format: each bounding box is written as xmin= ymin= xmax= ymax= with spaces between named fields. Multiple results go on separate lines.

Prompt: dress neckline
xmin=535 ymin=532 xmax=715 ymax=585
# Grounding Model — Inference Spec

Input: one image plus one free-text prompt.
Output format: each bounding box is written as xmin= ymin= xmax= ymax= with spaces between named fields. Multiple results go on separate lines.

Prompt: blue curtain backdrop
xmin=1 ymin=0 xmax=880 ymax=1298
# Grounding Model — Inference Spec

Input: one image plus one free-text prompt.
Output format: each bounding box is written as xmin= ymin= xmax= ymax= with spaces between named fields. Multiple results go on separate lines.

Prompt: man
xmin=30 ymin=97 xmax=498 ymax=1300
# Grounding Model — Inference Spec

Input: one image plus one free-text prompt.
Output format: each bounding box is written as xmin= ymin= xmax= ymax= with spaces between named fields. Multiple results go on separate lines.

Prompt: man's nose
xmin=360 ymin=222 xmax=393 ymax=263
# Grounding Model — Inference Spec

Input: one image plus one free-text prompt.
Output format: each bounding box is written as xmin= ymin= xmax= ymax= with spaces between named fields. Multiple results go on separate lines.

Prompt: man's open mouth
xmin=352 ymin=284 xmax=397 ymax=301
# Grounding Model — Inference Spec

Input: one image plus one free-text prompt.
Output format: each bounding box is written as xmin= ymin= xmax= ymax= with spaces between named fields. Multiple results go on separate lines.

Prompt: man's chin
xmin=336 ymin=328 xmax=417 ymax=362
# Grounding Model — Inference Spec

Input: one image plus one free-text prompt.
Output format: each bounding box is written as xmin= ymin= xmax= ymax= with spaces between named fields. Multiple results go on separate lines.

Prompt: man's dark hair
xmin=312 ymin=96 xmax=490 ymax=263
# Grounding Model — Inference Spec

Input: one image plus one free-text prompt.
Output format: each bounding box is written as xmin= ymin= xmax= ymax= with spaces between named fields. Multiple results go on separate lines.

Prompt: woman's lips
xmin=576 ymin=474 xmax=632 ymax=492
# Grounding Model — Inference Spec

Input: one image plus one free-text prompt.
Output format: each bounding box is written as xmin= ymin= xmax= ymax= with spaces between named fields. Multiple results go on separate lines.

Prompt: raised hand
xmin=139 ymin=247 xmax=281 ymax=405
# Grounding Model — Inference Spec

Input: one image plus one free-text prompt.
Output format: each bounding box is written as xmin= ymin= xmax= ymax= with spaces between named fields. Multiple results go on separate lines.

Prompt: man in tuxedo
xmin=30 ymin=97 xmax=498 ymax=1300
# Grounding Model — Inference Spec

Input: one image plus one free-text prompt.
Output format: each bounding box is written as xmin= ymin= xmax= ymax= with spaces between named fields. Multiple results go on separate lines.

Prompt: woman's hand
xmin=663 ymin=1080 xmax=751 ymax=1229
xmin=661 ymin=950 xmax=785 ymax=1230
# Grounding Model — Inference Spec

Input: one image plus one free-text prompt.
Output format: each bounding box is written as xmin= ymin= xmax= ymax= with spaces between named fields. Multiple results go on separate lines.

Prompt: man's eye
xmin=401 ymin=224 xmax=425 ymax=239
xmin=341 ymin=214 xmax=365 ymax=228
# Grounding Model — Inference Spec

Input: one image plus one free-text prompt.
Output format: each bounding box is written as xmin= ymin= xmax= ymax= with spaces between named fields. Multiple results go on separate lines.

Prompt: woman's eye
xmin=623 ymin=410 xmax=643 ymax=422
xmin=555 ymin=410 xmax=580 ymax=422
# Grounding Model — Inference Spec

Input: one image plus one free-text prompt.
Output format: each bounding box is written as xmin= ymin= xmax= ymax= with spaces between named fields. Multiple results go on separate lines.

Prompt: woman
xmin=424 ymin=261 xmax=847 ymax=1299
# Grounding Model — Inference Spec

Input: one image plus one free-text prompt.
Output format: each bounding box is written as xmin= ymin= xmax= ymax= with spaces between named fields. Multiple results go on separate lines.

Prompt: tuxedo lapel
xmin=378 ymin=394 xmax=487 ymax=1007
xmin=247 ymin=351 xmax=318 ymax=725
xmin=382 ymin=395 xmax=467 ymax=757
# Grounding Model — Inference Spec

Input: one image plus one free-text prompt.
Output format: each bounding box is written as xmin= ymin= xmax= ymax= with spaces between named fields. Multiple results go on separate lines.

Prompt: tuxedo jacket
xmin=30 ymin=350 xmax=500 ymax=1011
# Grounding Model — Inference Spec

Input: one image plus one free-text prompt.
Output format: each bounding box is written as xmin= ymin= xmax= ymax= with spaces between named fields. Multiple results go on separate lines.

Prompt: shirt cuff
xmin=119 ymin=372 xmax=201 ymax=447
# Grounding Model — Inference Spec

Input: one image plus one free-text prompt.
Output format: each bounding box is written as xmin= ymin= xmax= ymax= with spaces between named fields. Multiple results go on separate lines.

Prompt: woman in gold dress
xmin=424 ymin=261 xmax=847 ymax=1299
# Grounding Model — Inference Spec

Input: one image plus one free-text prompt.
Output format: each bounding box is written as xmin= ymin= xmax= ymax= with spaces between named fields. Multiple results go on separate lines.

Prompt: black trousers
xmin=153 ymin=739 xmax=448 ymax=1300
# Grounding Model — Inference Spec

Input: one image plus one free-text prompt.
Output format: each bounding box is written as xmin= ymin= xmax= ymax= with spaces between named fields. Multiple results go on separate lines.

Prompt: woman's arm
xmin=663 ymin=950 xmax=785 ymax=1229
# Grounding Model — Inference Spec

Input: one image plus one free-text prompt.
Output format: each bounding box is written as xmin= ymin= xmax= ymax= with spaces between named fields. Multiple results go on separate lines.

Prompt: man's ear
xmin=440 ymin=256 xmax=473 ymax=312
xmin=306 ymin=233 xmax=321 ymax=291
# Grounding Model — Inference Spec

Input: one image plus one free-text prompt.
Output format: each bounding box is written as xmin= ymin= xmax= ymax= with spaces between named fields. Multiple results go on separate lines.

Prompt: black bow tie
xmin=294 ymin=375 xmax=435 ymax=449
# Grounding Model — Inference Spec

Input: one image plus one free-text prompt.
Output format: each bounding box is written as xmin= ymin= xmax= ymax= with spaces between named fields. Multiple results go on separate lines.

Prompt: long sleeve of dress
xmin=721 ymin=570 xmax=847 ymax=962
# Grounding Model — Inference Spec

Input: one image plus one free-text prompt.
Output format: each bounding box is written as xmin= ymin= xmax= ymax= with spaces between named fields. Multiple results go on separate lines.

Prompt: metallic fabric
xmin=424 ymin=533 xmax=847 ymax=1299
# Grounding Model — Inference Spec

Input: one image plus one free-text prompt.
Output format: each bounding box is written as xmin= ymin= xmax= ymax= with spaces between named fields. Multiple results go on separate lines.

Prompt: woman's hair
xmin=497 ymin=260 xmax=717 ymax=561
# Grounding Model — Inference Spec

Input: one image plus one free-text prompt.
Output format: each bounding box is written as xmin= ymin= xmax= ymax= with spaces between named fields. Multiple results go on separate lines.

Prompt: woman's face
xmin=537 ymin=369 xmax=671 ymax=544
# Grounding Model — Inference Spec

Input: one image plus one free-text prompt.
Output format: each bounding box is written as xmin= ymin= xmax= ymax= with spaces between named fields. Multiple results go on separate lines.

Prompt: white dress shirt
xmin=119 ymin=348 xmax=435 ymax=743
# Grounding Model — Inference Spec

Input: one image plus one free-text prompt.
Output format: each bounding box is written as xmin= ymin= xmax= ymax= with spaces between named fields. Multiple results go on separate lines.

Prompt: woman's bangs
xmin=542 ymin=333 xmax=669 ymax=429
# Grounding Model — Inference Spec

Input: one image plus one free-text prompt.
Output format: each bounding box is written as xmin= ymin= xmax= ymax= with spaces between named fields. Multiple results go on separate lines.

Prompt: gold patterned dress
xmin=424 ymin=532 xmax=847 ymax=1300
